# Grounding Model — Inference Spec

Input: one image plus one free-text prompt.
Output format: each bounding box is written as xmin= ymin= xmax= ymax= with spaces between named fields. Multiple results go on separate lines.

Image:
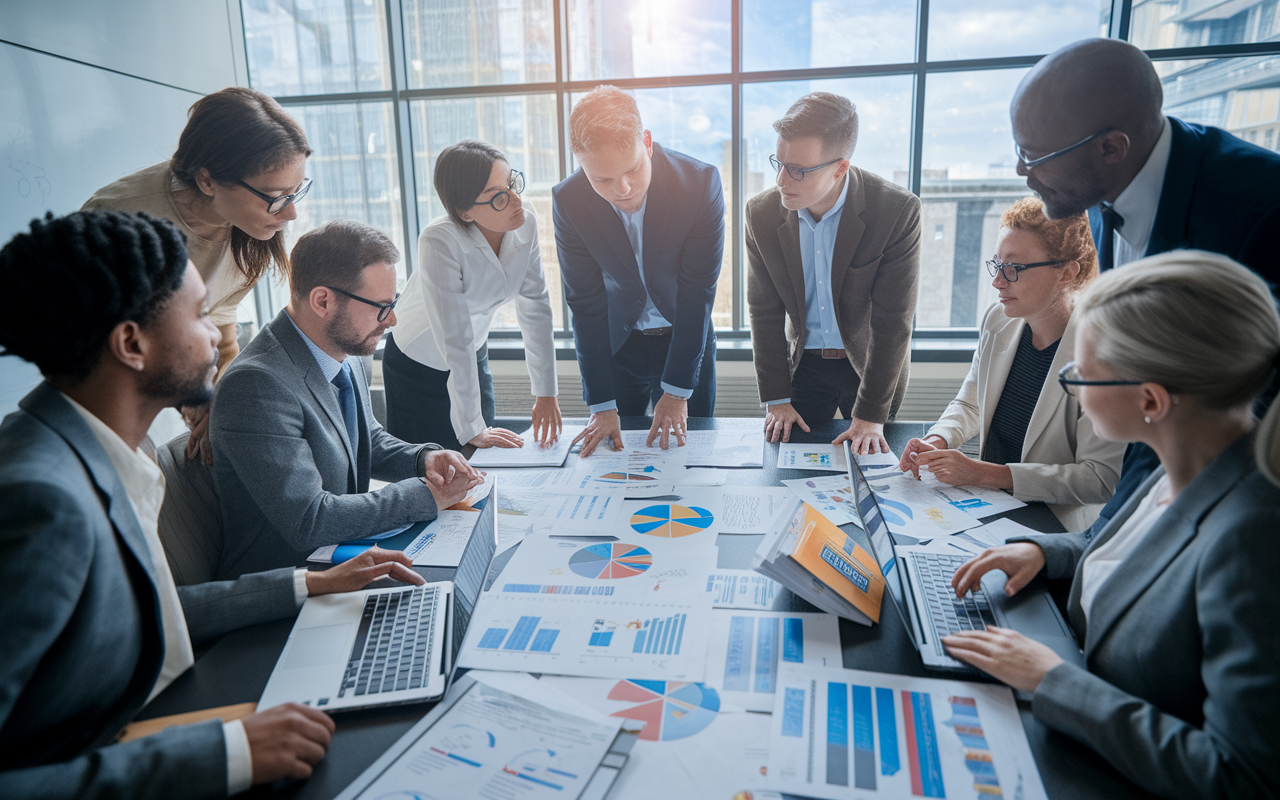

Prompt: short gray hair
xmin=773 ymin=92 xmax=859 ymax=159
xmin=569 ymin=85 xmax=644 ymax=156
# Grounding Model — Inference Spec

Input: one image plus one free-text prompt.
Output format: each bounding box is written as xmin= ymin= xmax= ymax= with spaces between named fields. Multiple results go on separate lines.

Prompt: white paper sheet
xmin=704 ymin=610 xmax=843 ymax=712
xmin=609 ymin=428 xmax=765 ymax=468
xmin=497 ymin=487 xmax=627 ymax=529
xmin=468 ymin=425 xmax=585 ymax=468
xmin=862 ymin=471 xmax=983 ymax=538
xmin=403 ymin=510 xmax=482 ymax=566
xmin=621 ymin=489 xmax=726 ymax=539
xmin=538 ymin=675 xmax=771 ymax=800
xmin=716 ymin=486 xmax=794 ymax=533
xmin=706 ymin=569 xmax=784 ymax=610
xmin=767 ymin=665 xmax=1048 ymax=800
xmin=776 ymin=444 xmax=901 ymax=473
xmin=458 ymin=591 xmax=712 ymax=680
xmin=349 ymin=674 xmax=621 ymax=800
xmin=780 ymin=474 xmax=863 ymax=527
xmin=913 ymin=470 xmax=1028 ymax=517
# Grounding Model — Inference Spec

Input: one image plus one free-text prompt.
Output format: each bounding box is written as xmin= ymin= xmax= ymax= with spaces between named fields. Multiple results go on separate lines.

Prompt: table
xmin=141 ymin=417 xmax=1155 ymax=799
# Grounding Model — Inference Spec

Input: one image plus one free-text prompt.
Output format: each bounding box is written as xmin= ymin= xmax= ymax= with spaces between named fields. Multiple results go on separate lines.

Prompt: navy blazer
xmin=1088 ymin=116 xmax=1280 ymax=288
xmin=553 ymin=142 xmax=724 ymax=406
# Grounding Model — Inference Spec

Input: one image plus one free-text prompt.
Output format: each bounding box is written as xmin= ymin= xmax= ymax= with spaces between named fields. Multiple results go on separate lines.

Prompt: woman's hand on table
xmin=305 ymin=546 xmax=424 ymax=596
xmin=531 ymin=396 xmax=562 ymax=447
xmin=911 ymin=448 xmax=1012 ymax=489
xmin=899 ymin=436 xmax=946 ymax=476
xmin=942 ymin=627 xmax=1063 ymax=694
xmin=468 ymin=427 xmax=524 ymax=448
xmin=951 ymin=543 xmax=1046 ymax=599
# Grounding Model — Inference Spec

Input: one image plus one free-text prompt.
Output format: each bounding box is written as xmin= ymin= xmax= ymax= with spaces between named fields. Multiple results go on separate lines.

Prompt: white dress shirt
xmin=62 ymin=395 xmax=253 ymax=796
xmin=1111 ymin=117 xmax=1172 ymax=268
xmin=1080 ymin=474 xmax=1171 ymax=624
xmin=394 ymin=208 xmax=558 ymax=444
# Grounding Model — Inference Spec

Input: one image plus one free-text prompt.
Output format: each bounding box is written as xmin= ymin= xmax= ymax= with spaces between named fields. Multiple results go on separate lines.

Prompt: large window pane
xmin=1131 ymin=0 xmax=1280 ymax=50
xmin=242 ymin=0 xmax=390 ymax=95
xmin=1158 ymin=55 xmax=1280 ymax=151
xmin=743 ymin=0 xmax=916 ymax=72
xmin=927 ymin=0 xmax=1108 ymax=62
xmin=568 ymin=0 xmax=730 ymax=81
xmin=919 ymin=69 xmax=1033 ymax=328
xmin=402 ymin=0 xmax=555 ymax=89
xmin=409 ymin=95 xmax=564 ymax=328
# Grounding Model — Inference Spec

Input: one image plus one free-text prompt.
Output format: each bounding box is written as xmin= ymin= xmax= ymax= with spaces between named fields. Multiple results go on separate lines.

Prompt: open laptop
xmin=258 ymin=482 xmax=499 ymax=712
xmin=844 ymin=447 xmax=1082 ymax=673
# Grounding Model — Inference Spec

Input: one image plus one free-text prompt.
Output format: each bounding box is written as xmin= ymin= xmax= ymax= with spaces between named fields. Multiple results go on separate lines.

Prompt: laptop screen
xmin=844 ymin=449 xmax=918 ymax=639
xmin=450 ymin=482 xmax=498 ymax=662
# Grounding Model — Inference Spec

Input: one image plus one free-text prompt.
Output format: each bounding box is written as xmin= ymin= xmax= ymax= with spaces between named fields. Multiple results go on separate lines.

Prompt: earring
xmin=1144 ymin=416 xmax=1151 ymax=424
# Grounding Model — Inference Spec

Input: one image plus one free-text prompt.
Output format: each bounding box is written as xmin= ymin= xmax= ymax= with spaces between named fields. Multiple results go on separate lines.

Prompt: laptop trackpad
xmin=283 ymin=623 xmax=351 ymax=670
xmin=982 ymin=571 xmax=1070 ymax=637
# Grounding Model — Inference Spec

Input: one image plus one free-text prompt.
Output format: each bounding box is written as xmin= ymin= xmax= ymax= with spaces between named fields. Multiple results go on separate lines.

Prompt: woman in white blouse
xmin=383 ymin=140 xmax=560 ymax=450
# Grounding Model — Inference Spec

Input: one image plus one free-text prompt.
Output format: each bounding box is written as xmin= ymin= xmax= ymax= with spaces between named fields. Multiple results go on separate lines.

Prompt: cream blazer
xmin=927 ymin=303 xmax=1126 ymax=530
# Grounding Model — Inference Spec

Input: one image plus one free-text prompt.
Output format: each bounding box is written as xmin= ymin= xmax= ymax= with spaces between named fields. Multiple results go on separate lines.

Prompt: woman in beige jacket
xmin=900 ymin=198 xmax=1126 ymax=530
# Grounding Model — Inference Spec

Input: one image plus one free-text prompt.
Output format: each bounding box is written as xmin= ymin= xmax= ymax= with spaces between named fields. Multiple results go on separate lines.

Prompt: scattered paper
xmin=781 ymin=474 xmax=863 ymax=528
xmin=913 ymin=470 xmax=1027 ymax=517
xmin=404 ymin=510 xmax=482 ymax=566
xmin=777 ymin=443 xmax=847 ymax=472
xmin=704 ymin=610 xmax=843 ymax=712
xmin=468 ymin=425 xmax=585 ymax=468
xmin=862 ymin=471 xmax=983 ymax=538
xmin=706 ymin=569 xmax=783 ymax=610
xmin=716 ymin=486 xmax=794 ymax=533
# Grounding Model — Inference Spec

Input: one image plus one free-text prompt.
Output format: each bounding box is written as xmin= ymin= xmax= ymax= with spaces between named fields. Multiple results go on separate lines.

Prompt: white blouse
xmin=393 ymin=208 xmax=557 ymax=445
xmin=1080 ymin=473 xmax=1172 ymax=624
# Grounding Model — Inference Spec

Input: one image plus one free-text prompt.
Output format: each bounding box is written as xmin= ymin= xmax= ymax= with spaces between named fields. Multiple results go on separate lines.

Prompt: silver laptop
xmin=258 ymin=483 xmax=498 ymax=712
xmin=845 ymin=448 xmax=1082 ymax=673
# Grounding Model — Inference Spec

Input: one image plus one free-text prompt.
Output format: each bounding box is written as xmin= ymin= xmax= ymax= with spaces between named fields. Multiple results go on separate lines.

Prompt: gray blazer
xmin=0 ymin=383 xmax=299 ymax=799
xmin=1014 ymin=434 xmax=1280 ymax=799
xmin=211 ymin=311 xmax=438 ymax=578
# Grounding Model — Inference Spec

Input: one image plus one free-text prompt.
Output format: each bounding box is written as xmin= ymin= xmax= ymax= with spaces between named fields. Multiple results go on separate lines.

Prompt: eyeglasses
xmin=472 ymin=169 xmax=525 ymax=212
xmin=769 ymin=154 xmax=843 ymax=182
xmin=325 ymin=286 xmax=400 ymax=322
xmin=1057 ymin=361 xmax=1143 ymax=396
xmin=1014 ymin=127 xmax=1118 ymax=169
xmin=236 ymin=177 xmax=313 ymax=214
xmin=985 ymin=257 xmax=1067 ymax=282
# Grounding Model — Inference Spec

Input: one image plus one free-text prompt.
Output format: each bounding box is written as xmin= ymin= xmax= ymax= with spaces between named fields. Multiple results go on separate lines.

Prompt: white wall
xmin=0 ymin=0 xmax=246 ymax=417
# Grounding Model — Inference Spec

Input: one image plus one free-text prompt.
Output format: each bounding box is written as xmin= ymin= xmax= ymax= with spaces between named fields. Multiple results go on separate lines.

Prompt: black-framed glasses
xmin=985 ymin=258 xmax=1067 ymax=282
xmin=1014 ymin=127 xmax=1118 ymax=169
xmin=769 ymin=154 xmax=843 ymax=182
xmin=472 ymin=169 xmax=525 ymax=212
xmin=236 ymin=177 xmax=313 ymax=214
xmin=325 ymin=286 xmax=400 ymax=322
xmin=1057 ymin=362 xmax=1143 ymax=397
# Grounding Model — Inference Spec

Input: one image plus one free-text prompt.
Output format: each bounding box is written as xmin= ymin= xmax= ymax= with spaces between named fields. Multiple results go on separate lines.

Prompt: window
xmin=240 ymin=0 xmax=1280 ymax=335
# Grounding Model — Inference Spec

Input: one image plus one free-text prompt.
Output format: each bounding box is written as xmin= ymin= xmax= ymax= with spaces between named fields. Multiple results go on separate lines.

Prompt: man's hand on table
xmin=573 ymin=409 xmax=624 ymax=457
xmin=646 ymin=392 xmax=688 ymax=449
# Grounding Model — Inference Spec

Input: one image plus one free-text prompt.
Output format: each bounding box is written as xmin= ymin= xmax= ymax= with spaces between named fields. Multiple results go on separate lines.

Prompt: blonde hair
xmin=569 ymin=85 xmax=643 ymax=156
xmin=1075 ymin=250 xmax=1280 ymax=483
xmin=1000 ymin=197 xmax=1097 ymax=290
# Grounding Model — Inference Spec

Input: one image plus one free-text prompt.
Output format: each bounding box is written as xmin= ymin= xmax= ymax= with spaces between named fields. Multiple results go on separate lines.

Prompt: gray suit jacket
xmin=745 ymin=169 xmax=921 ymax=422
xmin=0 ymin=383 xmax=299 ymax=799
xmin=211 ymin=311 xmax=438 ymax=578
xmin=1014 ymin=434 xmax=1280 ymax=798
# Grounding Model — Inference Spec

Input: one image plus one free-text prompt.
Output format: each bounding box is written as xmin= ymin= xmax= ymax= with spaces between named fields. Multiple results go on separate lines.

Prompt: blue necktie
xmin=331 ymin=362 xmax=359 ymax=449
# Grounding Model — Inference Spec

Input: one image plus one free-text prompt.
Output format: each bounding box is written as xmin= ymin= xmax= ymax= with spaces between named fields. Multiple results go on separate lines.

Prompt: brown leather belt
xmin=804 ymin=348 xmax=846 ymax=359
xmin=639 ymin=326 xmax=673 ymax=336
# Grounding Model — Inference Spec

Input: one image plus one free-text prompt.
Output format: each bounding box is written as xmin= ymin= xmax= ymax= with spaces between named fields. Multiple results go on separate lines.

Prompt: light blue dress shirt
xmin=588 ymin=197 xmax=692 ymax=414
xmin=287 ymin=312 xmax=344 ymax=383
xmin=766 ymin=173 xmax=849 ymax=407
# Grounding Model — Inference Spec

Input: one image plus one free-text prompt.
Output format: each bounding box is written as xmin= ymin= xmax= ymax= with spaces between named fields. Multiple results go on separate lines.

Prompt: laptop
xmin=844 ymin=445 xmax=1083 ymax=673
xmin=257 ymin=482 xmax=499 ymax=712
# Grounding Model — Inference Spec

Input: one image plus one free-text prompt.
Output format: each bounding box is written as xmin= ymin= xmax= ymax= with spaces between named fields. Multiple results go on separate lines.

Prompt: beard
xmin=142 ymin=352 xmax=217 ymax=408
xmin=326 ymin=311 xmax=385 ymax=357
xmin=1028 ymin=169 xmax=1111 ymax=220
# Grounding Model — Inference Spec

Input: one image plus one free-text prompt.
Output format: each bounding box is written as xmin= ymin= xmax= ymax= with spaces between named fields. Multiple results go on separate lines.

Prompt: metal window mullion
xmin=384 ymin=0 xmax=419 ymax=274
xmin=910 ymin=0 xmax=930 ymax=335
xmin=557 ymin=0 xmax=571 ymax=333
xmin=1110 ymin=0 xmax=1132 ymax=40
xmin=731 ymin=0 xmax=743 ymax=331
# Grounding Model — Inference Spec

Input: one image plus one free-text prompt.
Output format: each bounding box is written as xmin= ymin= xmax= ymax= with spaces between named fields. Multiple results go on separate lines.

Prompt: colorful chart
xmin=629 ymin=504 xmax=715 ymax=537
xmin=606 ymin=679 xmax=720 ymax=741
xmin=568 ymin=543 xmax=653 ymax=579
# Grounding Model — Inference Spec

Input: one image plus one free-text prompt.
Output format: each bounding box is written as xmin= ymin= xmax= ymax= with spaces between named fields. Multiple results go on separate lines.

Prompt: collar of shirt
xmin=61 ymin=393 xmax=165 ymax=509
xmin=1112 ymin=117 xmax=1172 ymax=253
xmin=286 ymin=310 xmax=345 ymax=383
xmin=798 ymin=171 xmax=850 ymax=230
xmin=613 ymin=194 xmax=648 ymax=232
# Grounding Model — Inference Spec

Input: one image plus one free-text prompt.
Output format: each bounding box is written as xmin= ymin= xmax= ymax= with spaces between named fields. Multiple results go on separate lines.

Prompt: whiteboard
xmin=0 ymin=42 xmax=202 ymax=416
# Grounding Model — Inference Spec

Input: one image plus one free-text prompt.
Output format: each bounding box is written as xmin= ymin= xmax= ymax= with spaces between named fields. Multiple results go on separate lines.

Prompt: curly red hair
xmin=999 ymin=197 xmax=1098 ymax=290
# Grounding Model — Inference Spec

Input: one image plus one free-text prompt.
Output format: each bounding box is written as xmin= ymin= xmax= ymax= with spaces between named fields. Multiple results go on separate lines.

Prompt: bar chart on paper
xmin=707 ymin=610 xmax=842 ymax=712
xmin=767 ymin=665 xmax=1047 ymax=800
xmin=459 ymin=592 xmax=711 ymax=680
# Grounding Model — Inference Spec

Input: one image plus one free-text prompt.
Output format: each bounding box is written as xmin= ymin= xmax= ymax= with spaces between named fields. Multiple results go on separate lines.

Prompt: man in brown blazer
xmin=747 ymin=92 xmax=920 ymax=453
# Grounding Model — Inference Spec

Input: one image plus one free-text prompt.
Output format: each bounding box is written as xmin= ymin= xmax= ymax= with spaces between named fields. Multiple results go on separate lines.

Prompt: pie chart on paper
xmin=629 ymin=504 xmax=715 ymax=538
xmin=568 ymin=543 xmax=653 ymax=579
xmin=606 ymin=679 xmax=720 ymax=741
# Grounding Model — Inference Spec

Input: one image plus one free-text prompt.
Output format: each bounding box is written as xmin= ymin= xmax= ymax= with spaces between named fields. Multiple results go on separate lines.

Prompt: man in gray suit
xmin=211 ymin=219 xmax=480 ymax=579
xmin=0 ymin=210 xmax=426 ymax=798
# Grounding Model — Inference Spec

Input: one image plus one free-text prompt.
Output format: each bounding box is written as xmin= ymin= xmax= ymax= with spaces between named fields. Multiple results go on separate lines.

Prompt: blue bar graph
xmin=782 ymin=617 xmax=804 ymax=663
xmin=826 ymin=682 xmax=849 ymax=787
xmin=723 ymin=616 xmax=753 ymax=691
xmin=638 ymin=614 xmax=688 ymax=655
xmin=478 ymin=628 xmax=508 ymax=649
xmin=782 ymin=687 xmax=805 ymax=737
xmin=589 ymin=631 xmax=613 ymax=647
xmin=754 ymin=617 xmax=780 ymax=693
xmin=530 ymin=629 xmax=559 ymax=652
xmin=910 ymin=692 xmax=945 ymax=798
xmin=876 ymin=687 xmax=900 ymax=776
xmin=504 ymin=616 xmax=541 ymax=650
xmin=632 ymin=630 xmax=646 ymax=653
xmin=852 ymin=685 xmax=876 ymax=790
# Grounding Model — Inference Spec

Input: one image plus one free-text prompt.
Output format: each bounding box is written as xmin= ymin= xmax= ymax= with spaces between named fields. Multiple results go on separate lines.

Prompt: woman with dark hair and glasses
xmin=84 ymin=86 xmax=312 ymax=463
xmin=383 ymin=140 xmax=560 ymax=451
xmin=898 ymin=197 xmax=1126 ymax=530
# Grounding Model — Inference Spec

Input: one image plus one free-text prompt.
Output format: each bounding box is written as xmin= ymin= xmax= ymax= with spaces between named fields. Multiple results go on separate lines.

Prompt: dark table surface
xmin=142 ymin=417 xmax=1154 ymax=799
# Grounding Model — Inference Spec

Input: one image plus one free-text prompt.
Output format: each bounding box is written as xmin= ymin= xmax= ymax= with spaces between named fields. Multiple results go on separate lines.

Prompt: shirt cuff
xmin=588 ymin=400 xmax=618 ymax=413
xmin=224 ymin=719 xmax=253 ymax=796
xmin=292 ymin=568 xmax=309 ymax=607
xmin=764 ymin=398 xmax=792 ymax=407
xmin=659 ymin=382 xmax=693 ymax=399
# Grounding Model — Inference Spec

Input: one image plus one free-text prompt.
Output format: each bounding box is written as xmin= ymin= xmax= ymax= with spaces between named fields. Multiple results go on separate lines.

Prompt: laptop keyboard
xmin=911 ymin=552 xmax=996 ymax=655
xmin=338 ymin=586 xmax=437 ymax=698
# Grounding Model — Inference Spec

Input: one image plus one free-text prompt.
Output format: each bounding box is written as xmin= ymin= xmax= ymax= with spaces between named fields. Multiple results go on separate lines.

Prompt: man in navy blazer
xmin=554 ymin=86 xmax=724 ymax=456
xmin=1010 ymin=37 xmax=1280 ymax=527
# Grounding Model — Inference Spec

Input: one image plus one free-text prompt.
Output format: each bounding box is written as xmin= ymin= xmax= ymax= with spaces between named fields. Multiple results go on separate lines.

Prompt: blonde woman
xmin=946 ymin=251 xmax=1280 ymax=798
xmin=899 ymin=198 xmax=1126 ymax=529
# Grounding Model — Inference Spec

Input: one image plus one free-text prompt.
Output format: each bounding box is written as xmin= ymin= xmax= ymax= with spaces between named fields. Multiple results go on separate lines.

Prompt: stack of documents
xmin=752 ymin=498 xmax=886 ymax=625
